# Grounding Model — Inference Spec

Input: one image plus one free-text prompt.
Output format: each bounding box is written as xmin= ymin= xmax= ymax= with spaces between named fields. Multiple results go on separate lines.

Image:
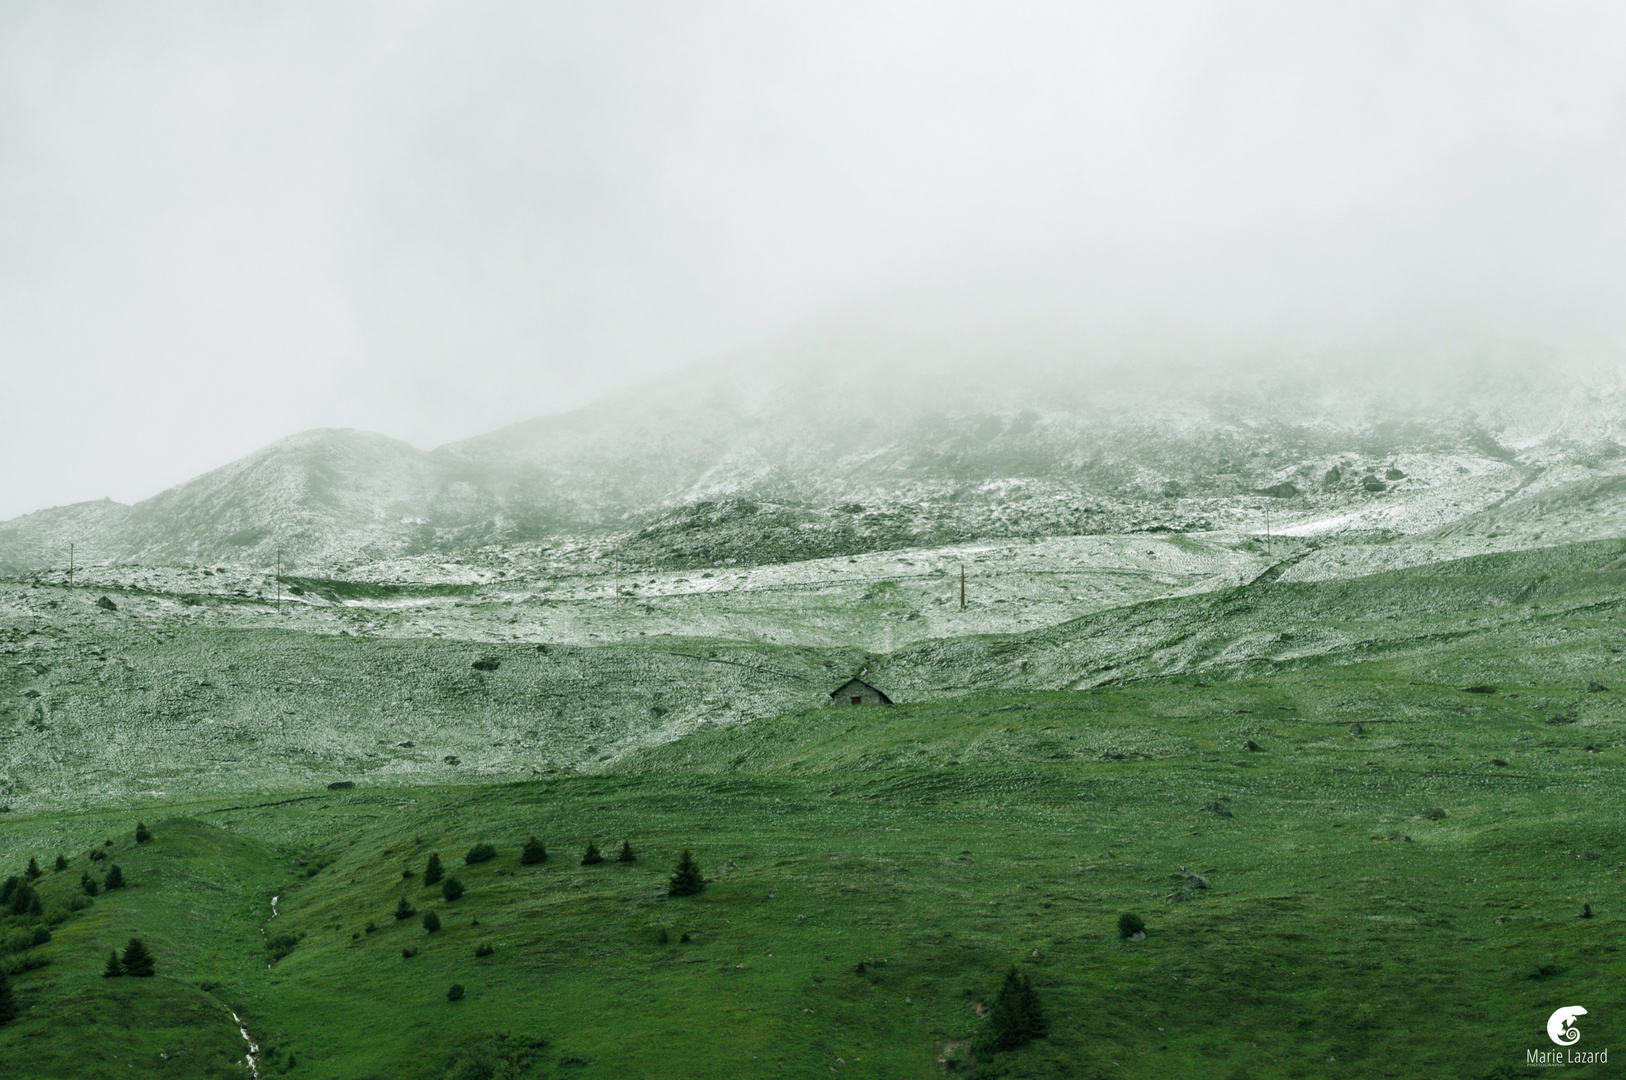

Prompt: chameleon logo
xmin=1548 ymin=1006 xmax=1587 ymax=1046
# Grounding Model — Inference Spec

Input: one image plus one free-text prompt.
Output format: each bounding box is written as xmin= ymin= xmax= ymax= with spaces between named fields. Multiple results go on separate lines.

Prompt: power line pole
xmin=1265 ymin=504 xmax=1271 ymax=556
xmin=68 ymin=543 xmax=73 ymax=588
xmin=960 ymin=565 xmax=966 ymax=609
xmin=276 ymin=549 xmax=282 ymax=614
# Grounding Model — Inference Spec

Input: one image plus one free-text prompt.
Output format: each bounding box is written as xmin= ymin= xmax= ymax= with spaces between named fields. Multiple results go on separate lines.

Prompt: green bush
xmin=618 ymin=840 xmax=636 ymax=863
xmin=1118 ymin=911 xmax=1145 ymax=939
xmin=979 ymin=966 xmax=1046 ymax=1052
xmin=102 ymin=950 xmax=123 ymax=979
xmin=0 ymin=966 xmax=16 ymax=1024
xmin=5 ymin=882 xmax=39 ymax=917
xmin=423 ymin=911 xmax=441 ymax=933
xmin=267 ymin=933 xmax=298 ymax=961
xmin=447 ymin=983 xmax=465 ymax=1002
xmin=474 ymin=942 xmax=493 ymax=957
xmin=121 ymin=938 xmax=155 ymax=977
xmin=23 ymin=858 xmax=40 ymax=881
xmin=668 ymin=849 xmax=704 ymax=897
xmin=80 ymin=873 xmax=98 ymax=897
xmin=520 ymin=837 xmax=547 ymax=865
xmin=424 ymin=853 xmax=444 ymax=886
xmin=581 ymin=841 xmax=603 ymax=866
xmin=103 ymin=865 xmax=125 ymax=890
xmin=464 ymin=843 xmax=496 ymax=865
xmin=134 ymin=822 xmax=151 ymax=844
xmin=442 ymin=877 xmax=465 ymax=902
xmin=394 ymin=897 xmax=416 ymax=920
xmin=53 ymin=855 xmax=66 ymax=872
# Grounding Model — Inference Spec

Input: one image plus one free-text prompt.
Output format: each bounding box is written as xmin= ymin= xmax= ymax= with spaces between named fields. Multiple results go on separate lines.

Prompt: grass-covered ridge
xmin=2 ymin=656 xmax=1623 ymax=1078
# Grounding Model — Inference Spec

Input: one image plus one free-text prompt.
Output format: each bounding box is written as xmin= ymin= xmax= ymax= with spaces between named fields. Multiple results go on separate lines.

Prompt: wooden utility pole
xmin=276 ymin=550 xmax=282 ymax=614
xmin=68 ymin=543 xmax=73 ymax=588
xmin=960 ymin=565 xmax=966 ymax=609
xmin=1264 ymin=504 xmax=1271 ymax=556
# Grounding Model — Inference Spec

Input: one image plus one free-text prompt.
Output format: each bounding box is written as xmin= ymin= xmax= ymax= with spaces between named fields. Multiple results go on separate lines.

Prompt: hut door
xmin=851 ymin=695 xmax=863 ymax=705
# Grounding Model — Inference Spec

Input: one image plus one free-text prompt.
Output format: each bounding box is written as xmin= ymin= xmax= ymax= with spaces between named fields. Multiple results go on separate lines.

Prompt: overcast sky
xmin=4 ymin=1 xmax=1626 ymax=519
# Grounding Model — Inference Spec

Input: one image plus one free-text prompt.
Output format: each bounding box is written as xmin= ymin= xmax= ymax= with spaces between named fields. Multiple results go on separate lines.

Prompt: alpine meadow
xmin=5 ymin=5 xmax=1626 ymax=1079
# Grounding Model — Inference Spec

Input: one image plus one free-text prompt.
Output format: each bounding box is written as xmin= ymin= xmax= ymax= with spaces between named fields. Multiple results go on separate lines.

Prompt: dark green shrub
xmin=0 ymin=967 xmax=16 ymax=1024
xmin=53 ymin=855 xmax=66 ymax=872
xmin=618 ymin=841 xmax=635 ymax=863
xmin=464 ymin=843 xmax=496 ymax=865
xmin=6 ymin=882 xmax=37 ymax=917
xmin=447 ymin=983 xmax=465 ymax=1002
xmin=979 ymin=966 xmax=1047 ymax=1052
xmin=474 ymin=942 xmax=493 ymax=957
xmin=121 ymin=938 xmax=155 ymax=977
xmin=364 ymin=921 xmax=378 ymax=934
xmin=0 ymin=877 xmax=15 ymax=904
xmin=394 ymin=897 xmax=416 ymax=920
xmin=402 ymin=947 xmax=418 ymax=959
xmin=424 ymin=853 xmax=444 ymax=886
xmin=423 ymin=911 xmax=441 ymax=933
xmin=520 ymin=837 xmax=547 ymax=865
xmin=88 ymin=849 xmax=105 ymax=863
xmin=81 ymin=873 xmax=98 ymax=897
xmin=679 ymin=932 xmax=691 ymax=943
xmin=134 ymin=823 xmax=151 ymax=844
xmin=581 ymin=842 xmax=603 ymax=866
xmin=442 ymin=877 xmax=465 ymax=902
xmin=658 ymin=928 xmax=669 ymax=944
xmin=267 ymin=934 xmax=298 ymax=961
xmin=102 ymin=949 xmax=124 ymax=978
xmin=668 ymin=849 xmax=704 ymax=897
xmin=104 ymin=865 xmax=125 ymax=890
xmin=23 ymin=858 xmax=40 ymax=881
xmin=1118 ymin=912 xmax=1145 ymax=939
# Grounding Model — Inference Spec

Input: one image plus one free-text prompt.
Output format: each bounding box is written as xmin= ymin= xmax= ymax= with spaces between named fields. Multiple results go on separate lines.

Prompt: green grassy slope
xmin=3 ymin=657 xmax=1623 ymax=1078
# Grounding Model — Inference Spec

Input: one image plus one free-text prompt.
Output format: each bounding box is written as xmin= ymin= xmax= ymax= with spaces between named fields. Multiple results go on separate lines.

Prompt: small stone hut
xmin=830 ymin=677 xmax=893 ymax=707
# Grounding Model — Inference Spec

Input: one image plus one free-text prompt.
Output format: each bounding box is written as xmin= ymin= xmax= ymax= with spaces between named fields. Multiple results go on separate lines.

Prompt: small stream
xmin=231 ymin=1010 xmax=262 ymax=1079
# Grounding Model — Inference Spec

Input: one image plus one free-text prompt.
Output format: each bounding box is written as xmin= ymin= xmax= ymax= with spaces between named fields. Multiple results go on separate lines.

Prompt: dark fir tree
xmin=82 ymin=872 xmax=99 ymax=897
xmin=120 ymin=938 xmax=155 ymax=977
xmin=134 ymin=822 xmax=152 ymax=844
xmin=422 ymin=911 xmax=441 ymax=932
xmin=0 ymin=876 xmax=16 ymax=904
xmin=104 ymin=865 xmax=125 ymax=890
xmin=447 ymin=983 xmax=465 ymax=1002
xmin=394 ymin=897 xmax=416 ymax=920
xmin=0 ymin=967 xmax=16 ymax=1024
xmin=464 ymin=843 xmax=496 ymax=865
xmin=618 ymin=840 xmax=636 ymax=863
xmin=581 ymin=841 xmax=603 ymax=866
xmin=442 ymin=877 xmax=465 ymax=902
xmin=980 ymin=967 xmax=1047 ymax=1052
xmin=668 ymin=849 xmax=704 ymax=897
xmin=7 ymin=883 xmax=38 ymax=917
xmin=24 ymin=857 xmax=40 ymax=880
xmin=520 ymin=837 xmax=547 ymax=865
xmin=102 ymin=949 xmax=124 ymax=979
xmin=53 ymin=854 xmax=67 ymax=872
xmin=424 ymin=853 xmax=444 ymax=886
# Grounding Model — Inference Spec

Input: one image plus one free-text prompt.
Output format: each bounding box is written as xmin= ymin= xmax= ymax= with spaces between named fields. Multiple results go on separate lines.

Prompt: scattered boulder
xmin=1421 ymin=807 xmax=1447 ymax=820
xmin=1491 ymin=758 xmax=1509 ymax=767
xmin=1580 ymin=851 xmax=1601 ymax=862
xmin=1259 ymin=482 xmax=1300 ymax=499
xmin=1463 ymin=685 xmax=1496 ymax=694
xmin=95 ymin=596 xmax=117 ymax=611
xmin=1323 ymin=466 xmax=1343 ymax=487
xmin=326 ymin=781 xmax=355 ymax=791
xmin=1349 ymin=723 xmax=1364 ymax=736
xmin=1243 ymin=739 xmax=1262 ymax=752
xmin=1385 ymin=467 xmax=1406 ymax=480
xmin=471 ymin=657 xmax=501 ymax=672
xmin=1202 ymin=801 xmax=1233 ymax=817
xmin=1588 ymin=681 xmax=1608 ymax=693
xmin=1361 ymin=475 xmax=1387 ymax=493
xmin=1173 ymin=866 xmax=1211 ymax=889
xmin=1547 ymin=715 xmax=1575 ymax=725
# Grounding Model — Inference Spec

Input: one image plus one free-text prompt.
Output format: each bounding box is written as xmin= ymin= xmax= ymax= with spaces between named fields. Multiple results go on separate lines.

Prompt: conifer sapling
xmin=442 ymin=877 xmax=465 ymax=902
xmin=120 ymin=938 xmax=155 ymax=978
xmin=618 ymin=840 xmax=635 ymax=863
xmin=668 ymin=849 xmax=705 ymax=897
xmin=424 ymin=853 xmax=444 ymax=886
xmin=102 ymin=950 xmax=124 ymax=978
xmin=520 ymin=836 xmax=547 ymax=865
xmin=581 ymin=841 xmax=603 ymax=866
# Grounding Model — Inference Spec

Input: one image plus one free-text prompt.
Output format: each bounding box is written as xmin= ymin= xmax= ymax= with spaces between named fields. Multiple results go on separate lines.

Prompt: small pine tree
xmin=424 ymin=853 xmax=444 ymax=886
xmin=394 ymin=897 xmax=416 ymax=920
xmin=520 ymin=837 xmax=547 ymax=865
xmin=81 ymin=872 xmax=99 ymax=897
xmin=423 ymin=911 xmax=441 ymax=933
xmin=0 ymin=876 xmax=16 ymax=904
xmin=981 ymin=966 xmax=1046 ymax=1052
xmin=53 ymin=854 xmax=67 ymax=872
xmin=464 ymin=843 xmax=496 ymax=865
xmin=104 ymin=865 xmax=125 ymax=890
xmin=447 ymin=983 xmax=465 ymax=1002
xmin=121 ymin=938 xmax=155 ymax=977
xmin=0 ymin=967 xmax=16 ymax=1024
xmin=102 ymin=950 xmax=124 ymax=978
xmin=134 ymin=822 xmax=152 ymax=844
xmin=442 ymin=877 xmax=465 ymax=902
xmin=668 ymin=849 xmax=704 ymax=897
xmin=618 ymin=840 xmax=635 ymax=863
xmin=24 ymin=857 xmax=40 ymax=880
xmin=581 ymin=841 xmax=603 ymax=866
xmin=6 ymin=882 xmax=35 ymax=917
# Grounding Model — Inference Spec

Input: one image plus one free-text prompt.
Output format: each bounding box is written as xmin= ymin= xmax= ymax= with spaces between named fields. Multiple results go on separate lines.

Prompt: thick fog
xmin=4 ymin=1 xmax=1626 ymax=519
